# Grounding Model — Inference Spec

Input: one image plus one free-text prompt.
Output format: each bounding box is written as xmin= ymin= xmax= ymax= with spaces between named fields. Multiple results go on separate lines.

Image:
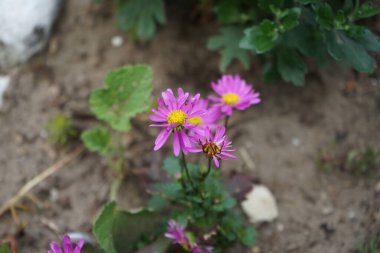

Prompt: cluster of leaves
xmin=93 ymin=156 xmax=255 ymax=253
xmin=81 ymin=64 xmax=152 ymax=199
xmin=114 ymin=0 xmax=380 ymax=86
xmin=47 ymin=113 xmax=78 ymax=146
xmin=81 ymin=64 xmax=152 ymax=157
xmin=318 ymin=145 xmax=379 ymax=174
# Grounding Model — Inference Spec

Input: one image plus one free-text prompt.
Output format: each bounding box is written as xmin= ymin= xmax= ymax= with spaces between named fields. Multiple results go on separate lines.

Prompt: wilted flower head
xmin=150 ymin=88 xmax=204 ymax=156
xmin=189 ymin=126 xmax=236 ymax=167
xmin=209 ymin=75 xmax=260 ymax=116
xmin=48 ymin=234 xmax=84 ymax=253
xmin=165 ymin=220 xmax=212 ymax=253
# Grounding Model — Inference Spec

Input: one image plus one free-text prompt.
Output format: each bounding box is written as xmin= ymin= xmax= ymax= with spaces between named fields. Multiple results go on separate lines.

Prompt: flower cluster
xmin=48 ymin=234 xmax=84 ymax=253
xmin=150 ymin=74 xmax=260 ymax=167
xmin=165 ymin=220 xmax=213 ymax=253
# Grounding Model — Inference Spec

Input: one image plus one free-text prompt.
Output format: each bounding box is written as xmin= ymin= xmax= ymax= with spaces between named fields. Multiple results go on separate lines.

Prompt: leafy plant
xmin=81 ymin=64 xmax=153 ymax=200
xmin=47 ymin=113 xmax=78 ymax=146
xmin=114 ymin=0 xmax=380 ymax=86
xmin=357 ymin=237 xmax=380 ymax=253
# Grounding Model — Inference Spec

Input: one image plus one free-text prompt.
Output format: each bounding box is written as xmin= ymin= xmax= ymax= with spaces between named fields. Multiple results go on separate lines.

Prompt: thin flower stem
xmin=201 ymin=158 xmax=212 ymax=181
xmin=181 ymin=151 xmax=196 ymax=192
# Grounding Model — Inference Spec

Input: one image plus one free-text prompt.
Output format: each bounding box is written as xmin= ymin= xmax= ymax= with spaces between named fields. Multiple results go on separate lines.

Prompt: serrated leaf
xmin=353 ymin=3 xmax=380 ymax=20
xmin=90 ymin=65 xmax=152 ymax=132
xmin=240 ymin=227 xmax=257 ymax=247
xmin=324 ymin=30 xmax=377 ymax=73
xmin=93 ymin=201 xmax=164 ymax=253
xmin=279 ymin=7 xmax=300 ymax=31
xmin=207 ymin=26 xmax=250 ymax=71
xmin=277 ymin=48 xmax=307 ymax=86
xmin=117 ymin=0 xmax=166 ymax=40
xmin=163 ymin=156 xmax=181 ymax=177
xmin=240 ymin=20 xmax=279 ymax=54
xmin=81 ymin=126 xmax=112 ymax=156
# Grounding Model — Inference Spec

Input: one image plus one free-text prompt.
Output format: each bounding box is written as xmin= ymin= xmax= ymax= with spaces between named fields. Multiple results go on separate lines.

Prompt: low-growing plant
xmin=113 ymin=0 xmax=380 ymax=86
xmin=318 ymin=145 xmax=379 ymax=174
xmin=357 ymin=237 xmax=380 ymax=253
xmin=81 ymin=64 xmax=153 ymax=200
xmin=47 ymin=113 xmax=78 ymax=146
xmin=74 ymin=65 xmax=261 ymax=253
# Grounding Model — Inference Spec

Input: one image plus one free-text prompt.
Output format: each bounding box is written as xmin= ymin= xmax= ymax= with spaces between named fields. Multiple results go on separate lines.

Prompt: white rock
xmin=291 ymin=137 xmax=300 ymax=147
xmin=0 ymin=75 xmax=10 ymax=108
xmin=111 ymin=36 xmax=124 ymax=48
xmin=241 ymin=185 xmax=279 ymax=223
xmin=0 ymin=0 xmax=62 ymax=67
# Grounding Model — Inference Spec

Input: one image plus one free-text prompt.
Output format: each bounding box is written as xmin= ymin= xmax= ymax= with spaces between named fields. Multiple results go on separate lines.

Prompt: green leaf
xmin=279 ymin=8 xmax=301 ymax=31
xmin=93 ymin=202 xmax=118 ymax=253
xmin=295 ymin=0 xmax=319 ymax=4
xmin=90 ymin=65 xmax=153 ymax=132
xmin=214 ymin=1 xmax=242 ymax=24
xmin=263 ymin=61 xmax=281 ymax=84
xmin=353 ymin=3 xmax=380 ymax=20
xmin=147 ymin=195 xmax=168 ymax=211
xmin=153 ymin=182 xmax=181 ymax=199
xmin=117 ymin=0 xmax=166 ymax=40
xmin=240 ymin=227 xmax=257 ymax=247
xmin=93 ymin=201 xmax=164 ymax=253
xmin=258 ymin=0 xmax=284 ymax=11
xmin=353 ymin=28 xmax=380 ymax=52
xmin=81 ymin=126 xmax=112 ymax=156
xmin=223 ymin=197 xmax=237 ymax=209
xmin=316 ymin=3 xmax=335 ymax=29
xmin=324 ymin=30 xmax=377 ymax=73
xmin=207 ymin=26 xmax=250 ymax=71
xmin=0 ymin=244 xmax=11 ymax=253
xmin=277 ymin=48 xmax=307 ymax=86
xmin=163 ymin=156 xmax=181 ymax=177
xmin=240 ymin=20 xmax=279 ymax=54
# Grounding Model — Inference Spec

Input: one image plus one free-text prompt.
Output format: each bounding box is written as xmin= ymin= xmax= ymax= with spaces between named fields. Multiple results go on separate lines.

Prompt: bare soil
xmin=0 ymin=1 xmax=379 ymax=252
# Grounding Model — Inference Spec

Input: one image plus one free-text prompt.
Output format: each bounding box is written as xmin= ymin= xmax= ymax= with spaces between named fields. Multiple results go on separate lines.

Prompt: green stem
xmin=201 ymin=158 xmax=212 ymax=181
xmin=181 ymin=152 xmax=196 ymax=192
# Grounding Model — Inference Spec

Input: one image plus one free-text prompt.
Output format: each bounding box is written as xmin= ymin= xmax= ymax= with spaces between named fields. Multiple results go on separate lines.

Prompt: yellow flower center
xmin=188 ymin=116 xmax=203 ymax=126
xmin=167 ymin=110 xmax=187 ymax=125
xmin=202 ymin=142 xmax=221 ymax=157
xmin=222 ymin=93 xmax=240 ymax=105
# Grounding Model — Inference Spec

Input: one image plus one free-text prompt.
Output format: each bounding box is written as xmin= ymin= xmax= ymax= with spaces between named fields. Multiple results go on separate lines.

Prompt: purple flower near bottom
xmin=165 ymin=220 xmax=213 ymax=253
xmin=48 ymin=234 xmax=84 ymax=253
xmin=189 ymin=126 xmax=236 ymax=167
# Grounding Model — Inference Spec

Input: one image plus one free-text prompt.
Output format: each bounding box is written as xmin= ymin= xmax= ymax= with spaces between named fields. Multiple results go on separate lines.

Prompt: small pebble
xmin=347 ymin=210 xmax=356 ymax=220
xmin=251 ymin=246 xmax=260 ymax=253
xmin=50 ymin=188 xmax=59 ymax=202
xmin=375 ymin=180 xmax=380 ymax=192
xmin=0 ymin=75 xmax=10 ymax=108
xmin=322 ymin=206 xmax=334 ymax=215
xmin=291 ymin=137 xmax=300 ymax=147
xmin=276 ymin=223 xmax=284 ymax=232
xmin=111 ymin=36 xmax=124 ymax=47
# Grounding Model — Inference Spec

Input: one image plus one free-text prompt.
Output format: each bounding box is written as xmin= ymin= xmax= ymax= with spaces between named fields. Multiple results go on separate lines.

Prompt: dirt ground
xmin=0 ymin=0 xmax=379 ymax=252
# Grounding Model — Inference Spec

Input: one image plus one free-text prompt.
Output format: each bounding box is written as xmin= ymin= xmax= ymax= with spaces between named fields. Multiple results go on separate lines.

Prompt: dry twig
xmin=0 ymin=146 xmax=84 ymax=217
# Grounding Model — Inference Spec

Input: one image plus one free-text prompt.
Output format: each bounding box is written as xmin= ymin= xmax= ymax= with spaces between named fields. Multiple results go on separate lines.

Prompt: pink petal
xmin=73 ymin=240 xmax=84 ymax=253
xmin=213 ymin=157 xmax=220 ymax=168
xmin=50 ymin=242 xmax=63 ymax=253
xmin=173 ymin=132 xmax=180 ymax=156
xmin=62 ymin=235 xmax=73 ymax=253
xmin=154 ymin=129 xmax=171 ymax=151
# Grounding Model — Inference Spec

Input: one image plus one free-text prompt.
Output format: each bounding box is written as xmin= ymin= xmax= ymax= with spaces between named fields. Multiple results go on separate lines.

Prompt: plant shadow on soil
xmin=0 ymin=0 xmax=379 ymax=252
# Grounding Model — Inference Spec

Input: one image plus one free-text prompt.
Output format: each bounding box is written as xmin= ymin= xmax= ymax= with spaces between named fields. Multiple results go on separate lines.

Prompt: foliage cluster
xmin=115 ymin=0 xmax=380 ymax=86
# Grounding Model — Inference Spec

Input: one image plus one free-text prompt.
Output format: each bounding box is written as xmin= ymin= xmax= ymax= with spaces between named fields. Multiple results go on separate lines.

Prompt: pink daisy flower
xmin=165 ymin=220 xmax=213 ymax=253
xmin=48 ymin=234 xmax=84 ymax=253
xmin=187 ymin=98 xmax=221 ymax=135
xmin=150 ymin=88 xmax=204 ymax=156
xmin=209 ymin=75 xmax=260 ymax=116
xmin=189 ymin=126 xmax=236 ymax=167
